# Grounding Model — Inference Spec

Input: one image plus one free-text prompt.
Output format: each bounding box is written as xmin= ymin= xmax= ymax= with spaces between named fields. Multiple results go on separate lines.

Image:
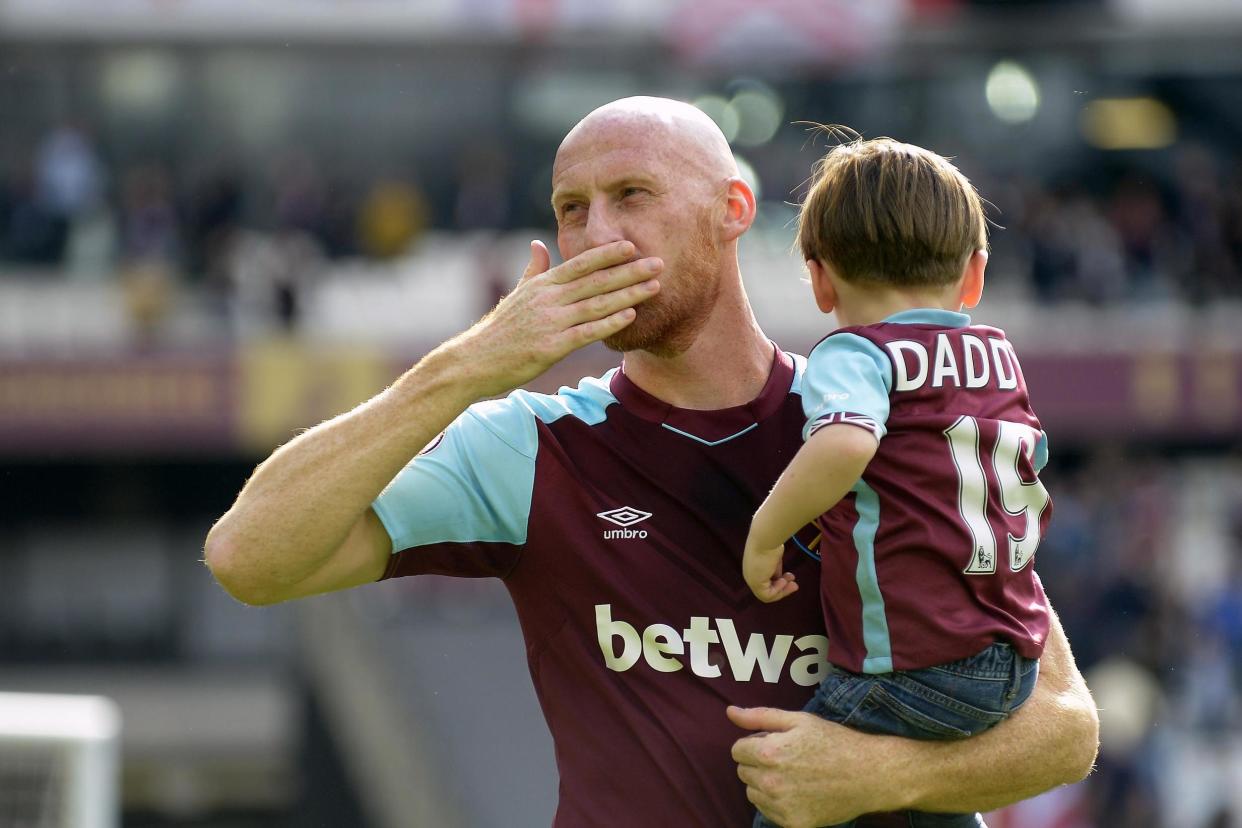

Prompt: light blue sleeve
xmin=801 ymin=333 xmax=893 ymax=442
xmin=1034 ymin=430 xmax=1050 ymax=473
xmin=371 ymin=397 xmax=538 ymax=553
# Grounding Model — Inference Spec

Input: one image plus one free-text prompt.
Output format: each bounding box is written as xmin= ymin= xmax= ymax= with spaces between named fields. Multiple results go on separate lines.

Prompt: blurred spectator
xmin=1203 ymin=510 xmax=1242 ymax=668
xmin=453 ymin=142 xmax=512 ymax=231
xmin=3 ymin=158 xmax=69 ymax=264
xmin=120 ymin=163 xmax=180 ymax=265
xmin=183 ymin=165 xmax=244 ymax=287
xmin=27 ymin=125 xmax=117 ymax=278
xmin=119 ymin=163 xmax=180 ymax=345
xmin=356 ymin=177 xmax=428 ymax=259
xmin=227 ymin=228 xmax=324 ymax=335
xmin=1110 ymin=176 xmax=1175 ymax=301
xmin=273 ymin=150 xmax=330 ymax=241
xmin=1173 ymin=145 xmax=1242 ymax=304
xmin=35 ymin=124 xmax=105 ymax=223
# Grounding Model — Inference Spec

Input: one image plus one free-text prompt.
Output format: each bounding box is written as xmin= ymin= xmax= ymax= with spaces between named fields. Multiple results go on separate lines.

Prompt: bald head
xmin=555 ymin=96 xmax=739 ymax=183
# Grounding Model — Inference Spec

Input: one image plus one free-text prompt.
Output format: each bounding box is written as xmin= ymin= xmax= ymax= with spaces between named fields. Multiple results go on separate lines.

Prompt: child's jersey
xmin=804 ymin=309 xmax=1051 ymax=674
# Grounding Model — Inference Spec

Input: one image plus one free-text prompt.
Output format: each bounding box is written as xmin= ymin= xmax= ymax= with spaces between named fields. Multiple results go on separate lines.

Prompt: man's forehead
xmin=556 ymin=116 xmax=675 ymax=168
xmin=552 ymin=140 xmax=673 ymax=193
xmin=554 ymin=125 xmax=720 ymax=196
xmin=552 ymin=98 xmax=737 ymax=196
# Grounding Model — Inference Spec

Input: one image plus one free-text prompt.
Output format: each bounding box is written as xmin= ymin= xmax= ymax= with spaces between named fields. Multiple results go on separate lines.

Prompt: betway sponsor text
xmin=595 ymin=604 xmax=829 ymax=686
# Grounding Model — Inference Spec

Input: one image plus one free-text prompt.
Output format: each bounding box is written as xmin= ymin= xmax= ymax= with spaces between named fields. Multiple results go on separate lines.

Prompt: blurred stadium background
xmin=1 ymin=0 xmax=1240 ymax=825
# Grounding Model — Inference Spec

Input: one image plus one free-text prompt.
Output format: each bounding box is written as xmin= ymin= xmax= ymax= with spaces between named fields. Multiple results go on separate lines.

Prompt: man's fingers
xmin=731 ymin=731 xmax=771 ymax=767
xmin=563 ymin=307 xmax=637 ymax=349
xmin=519 ymin=240 xmax=552 ymax=282
xmin=565 ymin=278 xmax=660 ymax=325
xmin=548 ymin=240 xmax=636 ymax=285
xmin=727 ymin=705 xmax=805 ymax=735
xmin=742 ymin=782 xmax=786 ymax=827
xmin=733 ymin=736 xmax=787 ymax=822
xmin=561 ymin=256 xmax=663 ymax=305
xmin=746 ymin=787 xmax=776 ymax=819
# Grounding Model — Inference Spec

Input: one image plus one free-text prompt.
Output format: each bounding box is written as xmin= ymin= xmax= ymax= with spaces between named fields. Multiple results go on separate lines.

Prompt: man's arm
xmin=204 ymin=240 xmax=662 ymax=605
xmin=729 ymin=606 xmax=1099 ymax=828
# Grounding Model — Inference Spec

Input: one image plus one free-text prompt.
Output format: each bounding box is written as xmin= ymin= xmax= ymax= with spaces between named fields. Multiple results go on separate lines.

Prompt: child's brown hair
xmin=797 ymin=135 xmax=988 ymax=288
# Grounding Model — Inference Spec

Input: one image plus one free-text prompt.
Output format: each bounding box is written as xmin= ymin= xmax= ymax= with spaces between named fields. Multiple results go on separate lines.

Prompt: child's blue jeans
xmin=752 ymin=641 xmax=1038 ymax=828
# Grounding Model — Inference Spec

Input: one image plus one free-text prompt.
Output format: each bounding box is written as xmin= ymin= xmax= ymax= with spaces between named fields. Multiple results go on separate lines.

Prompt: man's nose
xmin=584 ymin=201 xmax=625 ymax=249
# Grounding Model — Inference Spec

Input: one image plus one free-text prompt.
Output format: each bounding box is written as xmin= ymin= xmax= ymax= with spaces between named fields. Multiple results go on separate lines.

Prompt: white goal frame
xmin=0 ymin=692 xmax=121 ymax=828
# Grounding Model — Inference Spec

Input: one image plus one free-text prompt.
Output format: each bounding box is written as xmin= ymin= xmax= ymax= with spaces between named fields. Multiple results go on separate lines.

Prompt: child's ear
xmin=959 ymin=250 xmax=987 ymax=309
xmin=806 ymin=259 xmax=837 ymax=314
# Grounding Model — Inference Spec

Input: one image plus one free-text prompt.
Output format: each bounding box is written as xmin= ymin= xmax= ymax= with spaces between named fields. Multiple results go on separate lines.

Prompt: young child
xmin=743 ymin=137 xmax=1052 ymax=828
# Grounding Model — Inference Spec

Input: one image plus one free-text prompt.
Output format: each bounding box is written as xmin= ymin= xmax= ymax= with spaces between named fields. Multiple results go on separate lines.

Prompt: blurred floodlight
xmin=1080 ymin=97 xmax=1177 ymax=150
xmin=693 ymin=95 xmax=740 ymax=143
xmin=985 ymin=61 xmax=1040 ymax=124
xmin=735 ymin=155 xmax=761 ymax=202
xmin=100 ymin=50 xmax=181 ymax=113
xmin=1086 ymin=657 xmax=1161 ymax=758
xmin=730 ymin=86 xmax=784 ymax=147
xmin=203 ymin=53 xmax=299 ymax=149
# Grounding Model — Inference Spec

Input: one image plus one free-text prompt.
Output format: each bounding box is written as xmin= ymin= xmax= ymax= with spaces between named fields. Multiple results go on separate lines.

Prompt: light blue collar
xmin=881 ymin=308 xmax=971 ymax=328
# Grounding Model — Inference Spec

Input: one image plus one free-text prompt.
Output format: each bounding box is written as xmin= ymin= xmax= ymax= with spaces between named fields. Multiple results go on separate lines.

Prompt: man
xmin=205 ymin=97 xmax=1098 ymax=827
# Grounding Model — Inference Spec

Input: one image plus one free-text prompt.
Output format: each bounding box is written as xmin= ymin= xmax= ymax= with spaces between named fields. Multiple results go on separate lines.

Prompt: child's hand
xmin=743 ymin=543 xmax=799 ymax=603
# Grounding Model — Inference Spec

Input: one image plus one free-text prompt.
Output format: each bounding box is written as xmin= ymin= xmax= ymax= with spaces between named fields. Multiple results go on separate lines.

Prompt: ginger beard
xmin=603 ymin=212 xmax=723 ymax=358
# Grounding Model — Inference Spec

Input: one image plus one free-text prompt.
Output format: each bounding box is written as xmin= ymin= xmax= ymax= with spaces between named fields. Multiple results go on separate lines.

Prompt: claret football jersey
xmin=373 ymin=348 xmax=834 ymax=827
xmin=802 ymin=309 xmax=1052 ymax=675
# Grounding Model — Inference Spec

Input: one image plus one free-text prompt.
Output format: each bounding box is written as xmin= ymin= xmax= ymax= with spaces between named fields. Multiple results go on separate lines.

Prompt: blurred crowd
xmin=2 ymin=123 xmax=1241 ymax=341
xmin=1027 ymin=451 xmax=1242 ymax=827
xmin=0 ymin=124 xmax=442 ymax=335
xmin=976 ymin=146 xmax=1242 ymax=307
xmin=5 ymin=120 xmax=1242 ymax=827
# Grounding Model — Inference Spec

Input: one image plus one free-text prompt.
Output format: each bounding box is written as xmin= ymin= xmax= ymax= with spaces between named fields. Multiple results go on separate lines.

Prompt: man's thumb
xmin=727 ymin=705 xmax=803 ymax=733
xmin=520 ymin=240 xmax=551 ymax=281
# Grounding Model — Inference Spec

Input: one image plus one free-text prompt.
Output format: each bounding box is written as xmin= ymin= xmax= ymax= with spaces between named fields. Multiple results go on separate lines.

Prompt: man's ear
xmin=806 ymin=259 xmax=837 ymax=314
xmin=720 ymin=178 xmax=757 ymax=242
xmin=959 ymin=249 xmax=987 ymax=309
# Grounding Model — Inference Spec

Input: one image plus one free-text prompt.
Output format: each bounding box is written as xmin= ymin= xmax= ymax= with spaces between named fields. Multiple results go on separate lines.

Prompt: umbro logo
xmin=597 ymin=507 xmax=652 ymax=539
xmin=596 ymin=507 xmax=652 ymax=527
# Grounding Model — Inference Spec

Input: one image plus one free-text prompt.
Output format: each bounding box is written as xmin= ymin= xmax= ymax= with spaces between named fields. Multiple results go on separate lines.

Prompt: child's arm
xmin=743 ymin=423 xmax=879 ymax=602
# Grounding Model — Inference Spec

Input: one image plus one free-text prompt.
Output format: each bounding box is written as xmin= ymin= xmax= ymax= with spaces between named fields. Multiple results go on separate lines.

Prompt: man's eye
xmin=621 ymin=187 xmax=647 ymax=199
xmin=559 ymin=203 xmax=584 ymax=217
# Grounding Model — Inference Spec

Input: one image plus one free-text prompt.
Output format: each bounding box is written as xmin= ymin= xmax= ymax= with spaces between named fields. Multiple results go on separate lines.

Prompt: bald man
xmin=206 ymin=98 xmax=1097 ymax=827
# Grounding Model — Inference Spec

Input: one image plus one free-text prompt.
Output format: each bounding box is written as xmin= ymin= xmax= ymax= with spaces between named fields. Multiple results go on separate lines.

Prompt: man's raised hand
xmin=452 ymin=239 xmax=661 ymax=398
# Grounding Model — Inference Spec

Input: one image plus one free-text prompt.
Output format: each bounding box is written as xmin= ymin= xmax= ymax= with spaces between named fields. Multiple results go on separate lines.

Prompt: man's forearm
xmin=730 ymin=608 xmax=1099 ymax=827
xmin=884 ymin=690 xmax=1096 ymax=813
xmin=204 ymin=342 xmax=481 ymax=602
xmin=889 ymin=611 xmax=1100 ymax=814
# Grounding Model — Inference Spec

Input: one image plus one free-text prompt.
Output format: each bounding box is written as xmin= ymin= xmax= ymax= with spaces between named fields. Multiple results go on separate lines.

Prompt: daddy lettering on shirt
xmin=885 ymin=333 xmax=1020 ymax=392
